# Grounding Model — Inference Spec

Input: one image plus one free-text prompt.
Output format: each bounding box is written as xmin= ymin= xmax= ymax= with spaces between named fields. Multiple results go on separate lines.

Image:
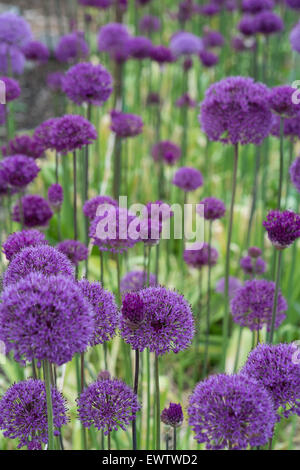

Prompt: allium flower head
xmin=0 ymin=12 xmax=32 ymax=47
xmin=203 ymin=29 xmax=224 ymax=48
xmin=248 ymin=246 xmax=262 ymax=257
xmin=240 ymin=255 xmax=266 ymax=275
xmin=62 ymin=62 xmax=113 ymax=106
xmin=172 ymin=167 xmax=203 ymax=192
xmin=161 ymin=403 xmax=183 ymax=428
xmin=83 ymin=195 xmax=117 ymax=220
xmin=242 ymin=0 xmax=274 ymax=13
xmin=256 ymin=11 xmax=284 ymax=35
xmin=120 ymin=270 xmax=157 ymax=293
xmin=22 ymin=40 xmax=49 ymax=63
xmin=3 ymin=244 xmax=74 ymax=287
xmin=184 ymin=243 xmax=219 ymax=269
xmin=215 ymin=276 xmax=242 ymax=298
xmin=238 ymin=16 xmax=258 ymax=36
xmin=0 ymin=77 xmax=21 ymax=102
xmin=269 ymin=85 xmax=300 ymax=118
xmin=139 ymin=15 xmax=161 ymax=34
xmin=0 ymin=45 xmax=25 ymax=75
xmin=290 ymin=156 xmax=300 ymax=193
xmin=170 ymin=32 xmax=203 ymax=57
xmin=2 ymin=135 xmax=44 ymax=159
xmin=79 ymin=0 xmax=112 ymax=6
xmin=290 ymin=21 xmax=300 ymax=53
xmin=120 ymin=286 xmax=194 ymax=354
xmin=2 ymin=229 xmax=48 ymax=262
xmin=12 ymin=194 xmax=53 ymax=228
xmin=110 ymin=110 xmax=143 ymax=138
xmin=121 ymin=292 xmax=144 ymax=329
xmin=0 ymin=154 xmax=39 ymax=189
xmin=263 ymin=210 xmax=300 ymax=249
xmin=200 ymin=76 xmax=272 ymax=145
xmin=50 ymin=115 xmax=97 ymax=153
xmin=150 ymin=45 xmax=175 ymax=64
xmin=242 ymin=343 xmax=300 ymax=418
xmin=230 ymin=279 xmax=287 ymax=331
xmin=201 ymin=197 xmax=226 ymax=220
xmin=0 ymin=379 xmax=68 ymax=450
xmin=47 ymin=72 xmax=65 ymax=93
xmin=78 ymin=279 xmax=118 ymax=345
xmin=175 ymin=93 xmax=197 ymax=108
xmin=98 ymin=23 xmax=131 ymax=61
xmin=200 ymin=4 xmax=220 ymax=16
xmin=151 ymin=141 xmax=181 ymax=166
xmin=188 ymin=373 xmax=276 ymax=450
xmin=57 ymin=240 xmax=88 ymax=266
xmin=0 ymin=272 xmax=94 ymax=365
xmin=199 ymin=49 xmax=219 ymax=67
xmin=55 ymin=31 xmax=89 ymax=63
xmin=33 ymin=118 xmax=58 ymax=151
xmin=286 ymin=0 xmax=300 ymax=8
xmin=129 ymin=36 xmax=153 ymax=59
xmin=271 ymin=112 xmax=300 ymax=141
xmin=77 ymin=378 xmax=140 ymax=434
xmin=48 ymin=183 xmax=64 ymax=210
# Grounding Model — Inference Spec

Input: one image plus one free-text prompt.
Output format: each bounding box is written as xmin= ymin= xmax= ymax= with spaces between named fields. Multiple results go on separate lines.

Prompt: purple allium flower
xmin=120 ymin=286 xmax=194 ymax=354
xmin=2 ymin=135 xmax=44 ymax=160
xmin=128 ymin=36 xmax=153 ymax=59
xmin=201 ymin=197 xmax=226 ymax=220
xmin=22 ymin=40 xmax=49 ymax=63
xmin=240 ymin=255 xmax=266 ymax=275
xmin=78 ymin=279 xmax=118 ymax=345
xmin=146 ymin=92 xmax=161 ymax=106
xmin=0 ymin=167 xmax=9 ymax=195
xmin=47 ymin=72 xmax=65 ymax=93
xmin=175 ymin=93 xmax=197 ymax=108
xmin=269 ymin=85 xmax=300 ymax=118
xmin=89 ymin=206 xmax=139 ymax=253
xmin=120 ymin=270 xmax=157 ymax=293
xmin=0 ymin=379 xmax=68 ymax=450
xmin=49 ymin=115 xmax=97 ymax=153
xmin=215 ymin=276 xmax=242 ymax=298
xmin=62 ymin=62 xmax=113 ymax=106
xmin=290 ymin=156 xmax=300 ymax=193
xmin=98 ymin=370 xmax=111 ymax=380
xmin=203 ymin=29 xmax=224 ymax=48
xmin=200 ymin=76 xmax=272 ymax=145
xmin=248 ymin=246 xmax=262 ymax=257
xmin=77 ymin=378 xmax=140 ymax=434
xmin=150 ymin=45 xmax=175 ymax=64
xmin=0 ymin=12 xmax=32 ymax=48
xmin=110 ymin=110 xmax=143 ymax=138
xmin=170 ymin=32 xmax=203 ymax=57
xmin=33 ymin=118 xmax=58 ymax=151
xmin=242 ymin=343 xmax=300 ymax=418
xmin=263 ymin=210 xmax=300 ymax=249
xmin=79 ymin=0 xmax=112 ymax=7
xmin=230 ymin=279 xmax=287 ymax=331
xmin=161 ymin=403 xmax=183 ymax=428
xmin=0 ymin=272 xmax=94 ymax=365
xmin=188 ymin=373 xmax=276 ymax=450
xmin=57 ymin=240 xmax=88 ymax=266
xmin=200 ymin=3 xmax=220 ymax=16
xmin=0 ymin=155 xmax=39 ymax=189
xmin=184 ymin=243 xmax=219 ymax=269
xmin=55 ymin=31 xmax=89 ymax=63
xmin=199 ymin=49 xmax=219 ymax=67
xmin=0 ymin=77 xmax=21 ymax=102
xmin=286 ymin=0 xmax=300 ymax=8
xmin=238 ymin=16 xmax=258 ymax=36
xmin=290 ymin=21 xmax=300 ymax=53
xmin=12 ymin=194 xmax=53 ymax=228
xmin=172 ymin=167 xmax=203 ymax=192
xmin=139 ymin=15 xmax=161 ymax=34
xmin=3 ymin=244 xmax=74 ymax=287
xmin=0 ymin=44 xmax=25 ymax=75
xmin=151 ymin=141 xmax=181 ymax=166
xmin=242 ymin=0 xmax=274 ymax=13
xmin=121 ymin=292 xmax=144 ymax=329
xmin=2 ymin=229 xmax=48 ymax=262
xmin=48 ymin=183 xmax=64 ymax=210
xmin=256 ymin=11 xmax=284 ymax=35
xmin=97 ymin=23 xmax=131 ymax=62
xmin=83 ymin=195 xmax=117 ymax=220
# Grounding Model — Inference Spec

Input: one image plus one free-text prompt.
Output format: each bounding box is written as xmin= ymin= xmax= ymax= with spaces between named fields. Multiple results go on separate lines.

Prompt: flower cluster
xmin=0 ymin=155 xmax=40 ymax=189
xmin=48 ymin=183 xmax=64 ymax=210
xmin=290 ymin=156 xmax=300 ymax=193
xmin=2 ymin=135 xmax=44 ymax=160
xmin=120 ymin=270 xmax=157 ymax=293
xmin=263 ymin=210 xmax=300 ymax=249
xmin=12 ymin=194 xmax=53 ymax=228
xmin=57 ymin=240 xmax=88 ymax=266
xmin=2 ymin=229 xmax=48 ymax=262
xmin=172 ymin=167 xmax=203 ymax=192
xmin=110 ymin=111 xmax=143 ymax=138
xmin=184 ymin=243 xmax=219 ymax=269
xmin=55 ymin=31 xmax=89 ymax=63
xmin=83 ymin=195 xmax=118 ymax=220
xmin=161 ymin=403 xmax=183 ymax=428
xmin=151 ymin=141 xmax=181 ymax=166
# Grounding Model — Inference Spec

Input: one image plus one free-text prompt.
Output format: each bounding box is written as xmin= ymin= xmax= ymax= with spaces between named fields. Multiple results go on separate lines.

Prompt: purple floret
xmin=12 ymin=194 xmax=53 ymax=228
xmin=151 ymin=141 xmax=181 ymax=166
xmin=203 ymin=29 xmax=224 ymax=48
xmin=286 ymin=0 xmax=300 ymax=8
xmin=128 ymin=36 xmax=153 ymax=59
xmin=47 ymin=72 xmax=65 ymax=93
xmin=139 ymin=15 xmax=161 ymax=34
xmin=255 ymin=11 xmax=284 ymax=35
xmin=83 ymin=195 xmax=117 ymax=220
xmin=242 ymin=0 xmax=274 ymax=14
xmin=0 ymin=154 xmax=39 ymax=189
xmin=290 ymin=21 xmax=300 ymax=53
xmin=184 ymin=243 xmax=219 ymax=268
xmin=215 ymin=276 xmax=242 ymax=298
xmin=121 ymin=292 xmax=144 ymax=327
xmin=290 ymin=156 xmax=300 ymax=193
xmin=170 ymin=32 xmax=203 ymax=57
xmin=57 ymin=240 xmax=88 ymax=266
xmin=240 ymin=255 xmax=266 ymax=275
xmin=79 ymin=0 xmax=112 ymax=7
xmin=161 ymin=403 xmax=183 ymax=428
xmin=175 ymin=93 xmax=197 ymax=108
xmin=269 ymin=85 xmax=300 ymax=118
xmin=22 ymin=40 xmax=49 ymax=63
xmin=55 ymin=31 xmax=89 ymax=63
xmin=150 ymin=45 xmax=175 ymax=64
xmin=238 ymin=15 xmax=258 ymax=36
xmin=33 ymin=118 xmax=59 ymax=151
xmin=199 ymin=49 xmax=219 ymax=67
xmin=120 ymin=270 xmax=157 ymax=293
xmin=2 ymin=229 xmax=48 ymax=262
xmin=2 ymin=134 xmax=44 ymax=159
xmin=263 ymin=209 xmax=300 ymax=248
xmin=172 ymin=166 xmax=203 ymax=191
xmin=48 ymin=183 xmax=64 ymax=210
xmin=49 ymin=115 xmax=97 ymax=153
xmin=0 ymin=76 xmax=21 ymax=102
xmin=110 ymin=110 xmax=143 ymax=138
xmin=200 ymin=197 xmax=226 ymax=220
xmin=98 ymin=22 xmax=131 ymax=62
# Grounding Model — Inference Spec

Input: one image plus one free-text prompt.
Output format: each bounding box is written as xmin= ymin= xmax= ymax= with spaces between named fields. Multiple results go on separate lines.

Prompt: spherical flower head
xmin=48 ymin=183 xmax=64 ymax=210
xmin=150 ymin=45 xmax=175 ymax=64
xmin=98 ymin=22 xmax=131 ymax=61
xmin=286 ymin=0 xmax=300 ymax=8
xmin=79 ymin=0 xmax=112 ymax=7
xmin=175 ymin=93 xmax=196 ymax=108
xmin=242 ymin=0 xmax=274 ymax=14
xmin=256 ymin=11 xmax=284 ymax=35
xmin=199 ymin=49 xmax=219 ymax=67
xmin=184 ymin=243 xmax=219 ymax=269
xmin=172 ymin=166 xmax=203 ymax=192
xmin=0 ymin=379 xmax=68 ymax=450
xmin=290 ymin=156 xmax=300 ymax=193
xmin=215 ymin=276 xmax=242 ymax=298
xmin=230 ymin=279 xmax=287 ymax=331
xmin=240 ymin=255 xmax=266 ymax=275
xmin=98 ymin=370 xmax=111 ymax=380
xmin=238 ymin=16 xmax=258 ymax=36
xmin=22 ymin=40 xmax=49 ymax=63
xmin=12 ymin=194 xmax=53 ymax=228
xmin=242 ymin=343 xmax=300 ymax=418
xmin=161 ymin=403 xmax=183 ymax=428
xmin=120 ymin=270 xmax=157 ymax=293
xmin=57 ymin=240 xmax=88 ymax=266
xmin=139 ymin=15 xmax=161 ymax=34
xmin=33 ymin=118 xmax=58 ymax=151
xmin=55 ymin=31 xmax=89 ymax=63
xmin=202 ymin=28 xmax=224 ymax=49
xmin=129 ymin=36 xmax=153 ymax=59
xmin=151 ymin=141 xmax=181 ymax=166
xmin=146 ymin=92 xmax=161 ymax=106
xmin=188 ymin=373 xmax=276 ymax=450
xmin=83 ymin=195 xmax=117 ymax=220
xmin=0 ymin=155 xmax=39 ymax=189
xmin=78 ymin=279 xmax=118 ymax=346
xmin=271 ymin=112 xmax=300 ymax=141
xmin=170 ymin=32 xmax=203 ymax=58
xmin=47 ymin=72 xmax=65 ymax=93
xmin=0 ymin=12 xmax=32 ymax=47
xmin=200 ymin=76 xmax=272 ymax=145
xmin=248 ymin=245 xmax=262 ymax=257
xmin=62 ymin=62 xmax=113 ymax=106
xmin=290 ymin=21 xmax=300 ymax=53
xmin=2 ymin=134 xmax=44 ymax=159
xmin=0 ymin=77 xmax=21 ymax=102
xmin=89 ymin=206 xmax=139 ymax=254
xmin=200 ymin=4 xmax=220 ymax=16
xmin=201 ymin=197 xmax=226 ymax=220
xmin=121 ymin=292 xmax=144 ymax=329
xmin=121 ymin=286 xmax=195 ymax=354
xmin=263 ymin=209 xmax=300 ymax=249
xmin=269 ymin=85 xmax=300 ymax=118
xmin=110 ymin=110 xmax=143 ymax=138
xmin=2 ymin=229 xmax=48 ymax=262
xmin=50 ymin=115 xmax=97 ymax=153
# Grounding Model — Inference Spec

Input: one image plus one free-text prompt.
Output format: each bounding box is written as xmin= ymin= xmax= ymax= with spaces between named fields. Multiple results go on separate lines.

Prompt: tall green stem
xmin=203 ymin=220 xmax=213 ymax=378
xmin=278 ymin=117 xmax=284 ymax=210
xmin=268 ymin=250 xmax=283 ymax=344
xmin=132 ymin=349 xmax=139 ymax=450
xmin=154 ymin=353 xmax=160 ymax=450
xmin=44 ymin=360 xmax=54 ymax=451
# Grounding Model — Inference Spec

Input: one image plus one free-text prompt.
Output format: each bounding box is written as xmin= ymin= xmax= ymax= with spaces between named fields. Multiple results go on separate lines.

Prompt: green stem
xmin=233 ymin=326 xmax=243 ymax=373
xmin=203 ymin=220 xmax=213 ymax=378
xmin=278 ymin=117 xmax=284 ymax=210
xmin=154 ymin=353 xmax=160 ymax=450
xmin=44 ymin=360 xmax=54 ymax=451
xmin=268 ymin=250 xmax=283 ymax=344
